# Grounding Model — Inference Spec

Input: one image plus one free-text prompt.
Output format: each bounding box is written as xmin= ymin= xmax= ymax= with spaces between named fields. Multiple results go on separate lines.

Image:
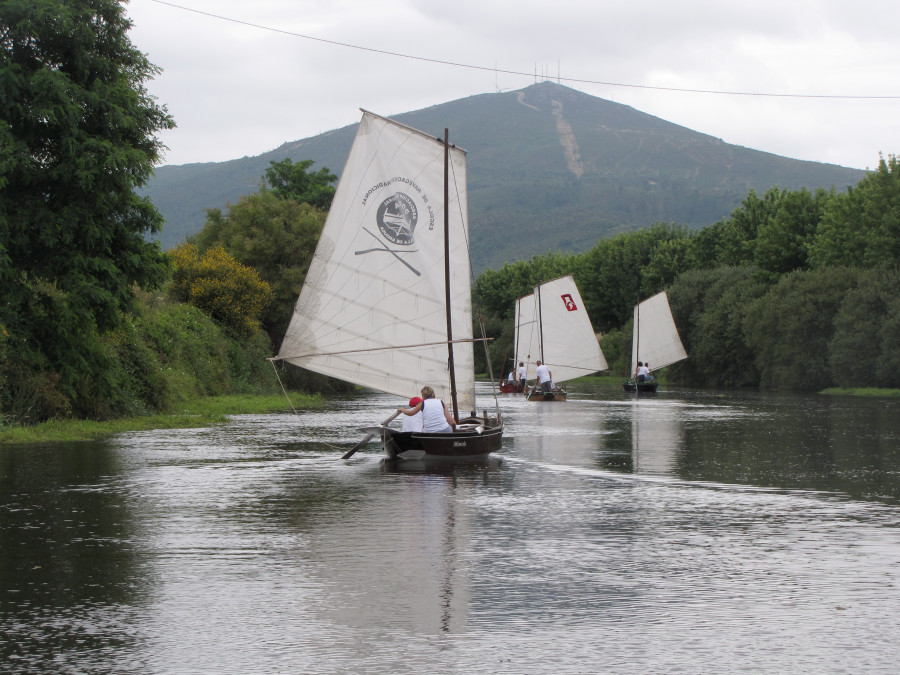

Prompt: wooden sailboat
xmin=499 ymin=355 xmax=523 ymax=393
xmin=623 ymin=291 xmax=687 ymax=393
xmin=273 ymin=111 xmax=502 ymax=460
xmin=513 ymin=275 xmax=608 ymax=401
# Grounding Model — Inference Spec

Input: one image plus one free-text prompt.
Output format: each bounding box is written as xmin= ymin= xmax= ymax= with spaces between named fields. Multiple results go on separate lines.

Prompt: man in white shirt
xmin=636 ymin=361 xmax=650 ymax=382
xmin=535 ymin=360 xmax=552 ymax=392
xmin=517 ymin=362 xmax=527 ymax=391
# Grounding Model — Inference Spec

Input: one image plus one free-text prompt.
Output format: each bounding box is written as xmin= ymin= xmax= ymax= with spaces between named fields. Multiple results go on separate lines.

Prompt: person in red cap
xmin=400 ymin=395 xmax=424 ymax=432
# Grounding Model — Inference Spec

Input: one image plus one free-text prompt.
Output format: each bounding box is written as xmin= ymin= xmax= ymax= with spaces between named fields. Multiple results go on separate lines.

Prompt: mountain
xmin=141 ymin=81 xmax=865 ymax=274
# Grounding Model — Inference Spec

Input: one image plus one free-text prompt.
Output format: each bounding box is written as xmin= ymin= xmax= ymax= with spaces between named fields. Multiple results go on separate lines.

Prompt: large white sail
xmin=631 ymin=291 xmax=687 ymax=375
xmin=534 ymin=275 xmax=607 ymax=383
xmin=513 ymin=293 xmax=538 ymax=381
xmin=277 ymin=111 xmax=475 ymax=412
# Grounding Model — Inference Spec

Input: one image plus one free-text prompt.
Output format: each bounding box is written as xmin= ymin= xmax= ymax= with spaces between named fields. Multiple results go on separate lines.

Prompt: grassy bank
xmin=820 ymin=388 xmax=900 ymax=397
xmin=0 ymin=393 xmax=322 ymax=444
xmin=575 ymin=374 xmax=630 ymax=386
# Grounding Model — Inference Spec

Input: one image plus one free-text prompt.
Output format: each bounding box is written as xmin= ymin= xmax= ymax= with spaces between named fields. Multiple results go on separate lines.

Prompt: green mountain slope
xmin=142 ymin=81 xmax=865 ymax=273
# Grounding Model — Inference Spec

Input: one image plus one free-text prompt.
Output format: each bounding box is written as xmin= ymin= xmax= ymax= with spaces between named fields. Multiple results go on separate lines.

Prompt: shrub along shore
xmin=0 ymin=393 xmax=321 ymax=444
xmin=4 ymin=378 xmax=899 ymax=445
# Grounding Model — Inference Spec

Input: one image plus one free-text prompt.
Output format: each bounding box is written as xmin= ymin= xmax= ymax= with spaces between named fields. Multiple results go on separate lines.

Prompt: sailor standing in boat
xmin=397 ymin=386 xmax=456 ymax=433
xmin=517 ymin=362 xmax=527 ymax=392
xmin=535 ymin=360 xmax=553 ymax=393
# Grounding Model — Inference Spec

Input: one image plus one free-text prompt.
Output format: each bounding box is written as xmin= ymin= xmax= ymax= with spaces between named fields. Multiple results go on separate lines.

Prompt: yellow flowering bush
xmin=169 ymin=244 xmax=273 ymax=337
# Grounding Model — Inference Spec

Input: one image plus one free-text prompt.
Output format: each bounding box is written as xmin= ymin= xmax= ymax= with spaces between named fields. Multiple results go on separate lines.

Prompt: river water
xmin=2 ymin=383 xmax=899 ymax=674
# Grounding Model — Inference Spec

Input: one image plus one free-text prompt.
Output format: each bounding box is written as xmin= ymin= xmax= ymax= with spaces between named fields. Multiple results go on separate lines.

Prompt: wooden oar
xmin=340 ymin=410 xmax=401 ymax=459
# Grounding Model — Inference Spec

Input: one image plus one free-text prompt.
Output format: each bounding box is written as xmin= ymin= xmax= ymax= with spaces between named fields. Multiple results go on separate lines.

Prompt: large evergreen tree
xmin=0 ymin=0 xmax=174 ymax=418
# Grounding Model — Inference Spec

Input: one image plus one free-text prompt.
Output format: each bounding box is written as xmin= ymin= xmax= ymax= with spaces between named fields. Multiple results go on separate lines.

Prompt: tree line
xmin=3 ymin=0 xmax=899 ymax=428
xmin=1 ymin=0 xmax=343 ymax=425
xmin=474 ymin=156 xmax=900 ymax=391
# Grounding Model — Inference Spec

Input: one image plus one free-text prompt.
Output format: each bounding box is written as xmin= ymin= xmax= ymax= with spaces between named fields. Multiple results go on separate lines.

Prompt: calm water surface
xmin=2 ymin=384 xmax=899 ymax=673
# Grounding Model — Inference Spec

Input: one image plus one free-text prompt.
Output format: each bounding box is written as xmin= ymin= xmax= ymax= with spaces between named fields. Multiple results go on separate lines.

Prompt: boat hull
xmin=525 ymin=386 xmax=567 ymax=402
xmin=380 ymin=418 xmax=504 ymax=460
xmin=499 ymin=382 xmax=524 ymax=393
xmin=623 ymin=379 xmax=659 ymax=393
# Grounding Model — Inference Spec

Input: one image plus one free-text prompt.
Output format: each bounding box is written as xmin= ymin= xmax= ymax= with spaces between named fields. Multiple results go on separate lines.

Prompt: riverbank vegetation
xmin=0 ymin=392 xmax=323 ymax=444
xmin=0 ymin=3 xmax=341 ymax=432
xmin=3 ymin=1 xmax=900 ymax=435
xmin=474 ymin=156 xmax=900 ymax=392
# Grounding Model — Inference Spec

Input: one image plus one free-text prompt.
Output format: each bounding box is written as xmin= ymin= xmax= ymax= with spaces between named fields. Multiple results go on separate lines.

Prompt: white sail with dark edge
xmin=513 ymin=292 xmax=538 ymax=381
xmin=630 ymin=291 xmax=687 ymax=376
xmin=534 ymin=275 xmax=607 ymax=383
xmin=276 ymin=111 xmax=475 ymax=412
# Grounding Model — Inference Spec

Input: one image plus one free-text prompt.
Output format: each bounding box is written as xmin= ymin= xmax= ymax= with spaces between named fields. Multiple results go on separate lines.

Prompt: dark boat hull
xmin=525 ymin=386 xmax=567 ymax=402
xmin=380 ymin=418 xmax=504 ymax=460
xmin=623 ymin=379 xmax=659 ymax=393
xmin=499 ymin=382 xmax=524 ymax=393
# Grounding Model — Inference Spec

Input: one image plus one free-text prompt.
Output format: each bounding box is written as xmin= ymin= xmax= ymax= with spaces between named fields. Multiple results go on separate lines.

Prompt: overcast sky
xmin=126 ymin=0 xmax=899 ymax=171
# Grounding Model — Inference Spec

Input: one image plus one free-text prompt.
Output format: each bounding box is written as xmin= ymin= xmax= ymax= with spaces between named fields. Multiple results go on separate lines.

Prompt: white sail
xmin=513 ymin=293 xmax=538 ymax=381
xmin=631 ymin=291 xmax=687 ymax=376
xmin=534 ymin=275 xmax=607 ymax=383
xmin=277 ymin=111 xmax=475 ymax=412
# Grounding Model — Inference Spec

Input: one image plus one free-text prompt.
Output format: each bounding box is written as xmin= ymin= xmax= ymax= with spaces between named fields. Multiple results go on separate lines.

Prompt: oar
xmin=340 ymin=410 xmax=401 ymax=459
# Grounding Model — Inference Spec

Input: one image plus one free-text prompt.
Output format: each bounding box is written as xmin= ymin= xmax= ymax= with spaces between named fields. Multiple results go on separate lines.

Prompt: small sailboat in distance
xmin=514 ymin=275 xmax=608 ymax=401
xmin=273 ymin=110 xmax=503 ymax=459
xmin=623 ymin=291 xmax=687 ymax=393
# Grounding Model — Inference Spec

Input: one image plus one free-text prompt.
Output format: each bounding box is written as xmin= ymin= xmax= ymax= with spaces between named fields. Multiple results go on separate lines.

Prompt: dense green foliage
xmin=190 ymin=189 xmax=325 ymax=343
xmin=0 ymin=2 xmax=334 ymax=427
xmin=189 ymin=163 xmax=351 ymax=395
xmin=1 ymin=289 xmax=279 ymax=425
xmin=474 ymin=156 xmax=900 ymax=392
xmin=1 ymin=0 xmax=176 ymax=420
xmin=264 ymin=158 xmax=336 ymax=210
xmin=1 ymin=1 xmax=897 ymax=427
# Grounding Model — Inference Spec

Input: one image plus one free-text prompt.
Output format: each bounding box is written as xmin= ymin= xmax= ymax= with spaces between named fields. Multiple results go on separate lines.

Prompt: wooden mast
xmin=536 ymin=284 xmax=545 ymax=364
xmin=634 ymin=302 xmax=640 ymax=377
xmin=443 ymin=128 xmax=460 ymax=421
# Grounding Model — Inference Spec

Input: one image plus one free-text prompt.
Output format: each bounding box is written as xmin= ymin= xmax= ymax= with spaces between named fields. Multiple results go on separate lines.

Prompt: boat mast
xmin=536 ymin=284 xmax=545 ymax=364
xmin=443 ymin=128 xmax=460 ymax=421
xmin=634 ymin=303 xmax=640 ymax=374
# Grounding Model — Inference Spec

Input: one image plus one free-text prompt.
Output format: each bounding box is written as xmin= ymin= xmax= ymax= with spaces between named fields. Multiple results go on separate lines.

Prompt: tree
xmin=810 ymin=155 xmax=900 ymax=269
xmin=265 ymin=158 xmax=337 ymax=210
xmin=754 ymin=188 xmax=829 ymax=279
xmin=828 ymin=270 xmax=900 ymax=388
xmin=0 ymin=0 xmax=174 ymax=416
xmin=743 ymin=267 xmax=856 ymax=391
xmin=688 ymin=189 xmax=784 ymax=270
xmin=191 ymin=190 xmax=326 ymax=342
xmin=669 ymin=266 xmax=769 ymax=388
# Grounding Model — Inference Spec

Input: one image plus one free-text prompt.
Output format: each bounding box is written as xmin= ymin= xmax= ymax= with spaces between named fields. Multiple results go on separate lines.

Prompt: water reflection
xmin=629 ymin=397 xmax=683 ymax=475
xmin=0 ymin=443 xmax=144 ymax=672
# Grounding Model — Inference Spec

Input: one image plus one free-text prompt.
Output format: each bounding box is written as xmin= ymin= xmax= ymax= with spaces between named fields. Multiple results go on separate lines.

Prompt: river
xmin=1 ymin=383 xmax=899 ymax=673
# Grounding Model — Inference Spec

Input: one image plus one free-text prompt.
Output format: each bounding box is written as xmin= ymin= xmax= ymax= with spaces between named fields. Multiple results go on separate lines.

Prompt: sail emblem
xmin=376 ymin=192 xmax=418 ymax=245
xmin=561 ymin=293 xmax=578 ymax=311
